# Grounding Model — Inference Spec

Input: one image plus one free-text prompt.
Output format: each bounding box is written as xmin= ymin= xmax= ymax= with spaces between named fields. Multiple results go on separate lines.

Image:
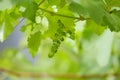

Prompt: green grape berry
xmin=48 ymin=52 xmax=54 ymax=58
xmin=60 ymin=37 xmax=64 ymax=41
xmin=51 ymin=47 xmax=58 ymax=53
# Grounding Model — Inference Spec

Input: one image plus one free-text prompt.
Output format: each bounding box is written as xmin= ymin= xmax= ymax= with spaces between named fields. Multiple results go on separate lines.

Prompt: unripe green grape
xmin=53 ymin=42 xmax=60 ymax=48
xmin=49 ymin=20 xmax=67 ymax=58
xmin=67 ymin=29 xmax=75 ymax=40
xmin=70 ymin=33 xmax=75 ymax=39
xmin=61 ymin=31 xmax=66 ymax=36
xmin=48 ymin=52 xmax=54 ymax=58
xmin=67 ymin=30 xmax=72 ymax=34
xmin=60 ymin=37 xmax=64 ymax=41
xmin=48 ymin=42 xmax=60 ymax=58
xmin=56 ymin=40 xmax=61 ymax=44
xmin=51 ymin=46 xmax=58 ymax=53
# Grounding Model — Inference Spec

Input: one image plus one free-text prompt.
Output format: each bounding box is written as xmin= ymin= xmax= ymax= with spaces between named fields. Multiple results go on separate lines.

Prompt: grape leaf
xmin=59 ymin=0 xmax=66 ymax=8
xmin=0 ymin=7 xmax=20 ymax=41
xmin=102 ymin=12 xmax=120 ymax=31
xmin=69 ymin=2 xmax=88 ymax=17
xmin=47 ymin=0 xmax=67 ymax=8
xmin=22 ymin=2 xmax=38 ymax=22
xmin=69 ymin=0 xmax=120 ymax=31
xmin=105 ymin=0 xmax=120 ymax=7
xmin=112 ymin=10 xmax=120 ymax=18
xmin=85 ymin=20 xmax=106 ymax=35
xmin=11 ymin=0 xmax=38 ymax=22
xmin=28 ymin=31 xmax=41 ymax=57
xmin=69 ymin=0 xmax=106 ymax=24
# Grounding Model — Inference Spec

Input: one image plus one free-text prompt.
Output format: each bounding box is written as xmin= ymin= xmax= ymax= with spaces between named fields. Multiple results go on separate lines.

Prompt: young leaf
xmin=28 ymin=31 xmax=41 ymax=57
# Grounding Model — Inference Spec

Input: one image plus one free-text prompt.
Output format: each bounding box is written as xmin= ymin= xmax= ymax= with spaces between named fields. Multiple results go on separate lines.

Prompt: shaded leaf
xmin=69 ymin=0 xmax=106 ymax=24
xmin=102 ymin=12 xmax=120 ymax=31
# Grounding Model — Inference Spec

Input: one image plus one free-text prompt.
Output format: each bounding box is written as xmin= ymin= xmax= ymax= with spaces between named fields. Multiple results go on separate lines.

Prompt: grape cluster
xmin=48 ymin=20 xmax=66 ymax=58
xmin=67 ymin=29 xmax=75 ymax=40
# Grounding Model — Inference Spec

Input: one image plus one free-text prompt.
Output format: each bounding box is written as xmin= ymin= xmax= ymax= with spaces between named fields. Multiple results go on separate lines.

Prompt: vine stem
xmin=38 ymin=0 xmax=45 ymax=6
xmin=39 ymin=7 xmax=89 ymax=20
xmin=0 ymin=67 xmax=120 ymax=79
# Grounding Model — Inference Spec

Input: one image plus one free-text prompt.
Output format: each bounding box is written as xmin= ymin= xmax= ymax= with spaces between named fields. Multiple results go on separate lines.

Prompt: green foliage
xmin=0 ymin=9 xmax=18 ymax=41
xmin=69 ymin=0 xmax=105 ymax=24
xmin=11 ymin=0 xmax=38 ymax=22
xmin=0 ymin=0 xmax=120 ymax=60
xmin=69 ymin=2 xmax=88 ymax=18
xmin=102 ymin=12 xmax=120 ymax=31
xmin=69 ymin=0 xmax=120 ymax=32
